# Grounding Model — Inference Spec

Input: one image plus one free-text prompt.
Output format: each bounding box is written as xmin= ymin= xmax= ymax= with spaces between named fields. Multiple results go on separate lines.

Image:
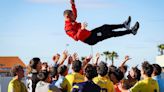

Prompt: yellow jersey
xmin=93 ymin=75 xmax=115 ymax=92
xmin=65 ymin=72 xmax=84 ymax=92
xmin=8 ymin=78 xmax=27 ymax=92
xmin=130 ymin=77 xmax=159 ymax=92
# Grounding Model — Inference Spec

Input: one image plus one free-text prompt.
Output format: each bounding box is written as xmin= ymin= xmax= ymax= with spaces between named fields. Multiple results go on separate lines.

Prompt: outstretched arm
xmin=120 ymin=55 xmax=131 ymax=67
xmin=70 ymin=0 xmax=77 ymax=19
xmin=94 ymin=53 xmax=100 ymax=66
xmin=58 ymin=50 xmax=68 ymax=66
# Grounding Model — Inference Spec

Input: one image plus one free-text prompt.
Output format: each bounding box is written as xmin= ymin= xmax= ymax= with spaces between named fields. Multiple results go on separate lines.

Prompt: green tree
xmin=158 ymin=44 xmax=164 ymax=55
xmin=102 ymin=51 xmax=111 ymax=62
xmin=102 ymin=51 xmax=118 ymax=65
xmin=81 ymin=56 xmax=86 ymax=61
xmin=109 ymin=51 xmax=119 ymax=65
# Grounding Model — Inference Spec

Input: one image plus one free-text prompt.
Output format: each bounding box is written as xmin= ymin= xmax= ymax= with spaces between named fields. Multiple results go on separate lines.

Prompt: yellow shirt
xmin=130 ymin=77 xmax=159 ymax=92
xmin=93 ymin=75 xmax=115 ymax=92
xmin=65 ymin=72 xmax=84 ymax=92
xmin=8 ymin=78 xmax=27 ymax=92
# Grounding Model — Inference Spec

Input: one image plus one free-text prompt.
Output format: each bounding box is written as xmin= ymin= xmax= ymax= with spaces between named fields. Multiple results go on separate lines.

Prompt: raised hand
xmin=68 ymin=56 xmax=73 ymax=65
xmin=52 ymin=53 xmax=60 ymax=64
xmin=125 ymin=55 xmax=131 ymax=61
xmin=94 ymin=53 xmax=100 ymax=65
xmin=96 ymin=53 xmax=100 ymax=60
xmin=86 ymin=55 xmax=92 ymax=63
xmin=58 ymin=50 xmax=69 ymax=66
xmin=62 ymin=50 xmax=68 ymax=60
xmin=72 ymin=52 xmax=79 ymax=61
xmin=81 ymin=22 xmax=88 ymax=30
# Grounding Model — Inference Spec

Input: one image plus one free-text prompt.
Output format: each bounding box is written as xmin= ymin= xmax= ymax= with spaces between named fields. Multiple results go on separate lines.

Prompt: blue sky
xmin=0 ymin=0 xmax=164 ymax=67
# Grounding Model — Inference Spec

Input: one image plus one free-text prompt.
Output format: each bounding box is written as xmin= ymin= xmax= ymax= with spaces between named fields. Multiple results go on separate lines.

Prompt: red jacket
xmin=64 ymin=3 xmax=91 ymax=41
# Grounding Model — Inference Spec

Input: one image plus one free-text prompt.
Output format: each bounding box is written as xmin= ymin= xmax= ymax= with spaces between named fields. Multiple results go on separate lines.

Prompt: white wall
xmin=0 ymin=77 xmax=12 ymax=92
xmin=156 ymin=55 xmax=164 ymax=67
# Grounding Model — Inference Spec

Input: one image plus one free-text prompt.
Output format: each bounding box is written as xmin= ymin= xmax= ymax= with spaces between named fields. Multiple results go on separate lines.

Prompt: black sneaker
xmin=131 ymin=22 xmax=139 ymax=35
xmin=124 ymin=16 xmax=131 ymax=30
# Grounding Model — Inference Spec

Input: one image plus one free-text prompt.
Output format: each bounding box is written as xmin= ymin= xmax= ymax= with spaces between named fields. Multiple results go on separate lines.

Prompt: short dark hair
xmin=29 ymin=57 xmax=41 ymax=69
xmin=50 ymin=66 xmax=58 ymax=78
xmin=121 ymin=79 xmax=132 ymax=90
xmin=37 ymin=70 xmax=50 ymax=81
xmin=97 ymin=62 xmax=108 ymax=76
xmin=108 ymin=65 xmax=117 ymax=73
xmin=84 ymin=64 xmax=97 ymax=80
xmin=118 ymin=65 xmax=128 ymax=74
xmin=11 ymin=64 xmax=23 ymax=76
xmin=132 ymin=66 xmax=141 ymax=81
xmin=152 ymin=64 xmax=162 ymax=76
xmin=141 ymin=61 xmax=153 ymax=77
xmin=63 ymin=10 xmax=72 ymax=16
xmin=72 ymin=60 xmax=82 ymax=72
xmin=108 ymin=68 xmax=124 ymax=81
xmin=58 ymin=65 xmax=68 ymax=75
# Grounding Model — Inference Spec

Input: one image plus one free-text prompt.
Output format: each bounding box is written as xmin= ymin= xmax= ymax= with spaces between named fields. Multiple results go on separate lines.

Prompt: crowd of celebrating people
xmin=7 ymin=50 xmax=164 ymax=92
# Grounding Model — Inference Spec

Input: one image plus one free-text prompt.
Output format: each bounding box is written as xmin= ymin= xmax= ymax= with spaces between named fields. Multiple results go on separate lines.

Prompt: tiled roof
xmin=0 ymin=56 xmax=26 ymax=68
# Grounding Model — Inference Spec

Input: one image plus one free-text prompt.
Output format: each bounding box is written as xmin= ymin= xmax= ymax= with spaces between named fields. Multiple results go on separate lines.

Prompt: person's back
xmin=93 ymin=62 xmax=114 ymax=92
xmin=153 ymin=75 xmax=164 ymax=92
xmin=35 ymin=70 xmax=61 ymax=92
xmin=35 ymin=81 xmax=51 ymax=92
xmin=130 ymin=77 xmax=159 ymax=92
xmin=54 ymin=65 xmax=70 ymax=92
xmin=72 ymin=80 xmax=100 ymax=92
xmin=8 ymin=78 xmax=27 ymax=92
xmin=72 ymin=64 xmax=101 ymax=92
xmin=129 ymin=62 xmax=159 ymax=92
xmin=152 ymin=64 xmax=164 ymax=92
xmin=35 ymin=81 xmax=61 ymax=92
xmin=31 ymin=69 xmax=40 ymax=92
xmin=66 ymin=72 xmax=84 ymax=92
xmin=93 ymin=75 xmax=114 ymax=92
xmin=65 ymin=60 xmax=84 ymax=92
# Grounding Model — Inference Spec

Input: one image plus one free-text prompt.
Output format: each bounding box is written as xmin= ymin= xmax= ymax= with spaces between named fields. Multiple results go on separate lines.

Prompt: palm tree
xmin=108 ymin=51 xmax=119 ymax=65
xmin=102 ymin=51 xmax=111 ymax=62
xmin=81 ymin=56 xmax=86 ymax=61
xmin=102 ymin=51 xmax=118 ymax=65
xmin=158 ymin=44 xmax=164 ymax=55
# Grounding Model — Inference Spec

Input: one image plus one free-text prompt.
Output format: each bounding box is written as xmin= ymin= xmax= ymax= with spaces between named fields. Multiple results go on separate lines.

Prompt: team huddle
xmin=8 ymin=51 xmax=164 ymax=92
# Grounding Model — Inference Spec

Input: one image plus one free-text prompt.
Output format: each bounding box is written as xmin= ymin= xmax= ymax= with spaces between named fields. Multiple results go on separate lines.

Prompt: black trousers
xmin=83 ymin=24 xmax=131 ymax=45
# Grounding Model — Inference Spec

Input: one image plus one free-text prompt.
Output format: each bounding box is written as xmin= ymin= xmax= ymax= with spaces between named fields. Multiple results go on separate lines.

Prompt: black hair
xmin=118 ymin=65 xmax=128 ymax=74
xmin=72 ymin=60 xmax=82 ymax=72
xmin=152 ymin=64 xmax=162 ymax=76
xmin=108 ymin=68 xmax=124 ymax=81
xmin=84 ymin=64 xmax=97 ymax=80
xmin=97 ymin=62 xmax=108 ymax=76
xmin=37 ymin=70 xmax=50 ymax=81
xmin=50 ymin=66 xmax=58 ymax=78
xmin=29 ymin=57 xmax=41 ymax=69
xmin=63 ymin=10 xmax=72 ymax=16
xmin=11 ymin=64 xmax=23 ymax=76
xmin=132 ymin=66 xmax=141 ymax=81
xmin=141 ymin=61 xmax=153 ymax=77
xmin=108 ymin=65 xmax=117 ymax=73
xmin=121 ymin=79 xmax=132 ymax=90
xmin=58 ymin=65 xmax=68 ymax=75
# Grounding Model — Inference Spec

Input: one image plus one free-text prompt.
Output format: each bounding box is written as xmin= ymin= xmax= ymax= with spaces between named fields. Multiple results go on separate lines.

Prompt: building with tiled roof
xmin=0 ymin=56 xmax=26 ymax=77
